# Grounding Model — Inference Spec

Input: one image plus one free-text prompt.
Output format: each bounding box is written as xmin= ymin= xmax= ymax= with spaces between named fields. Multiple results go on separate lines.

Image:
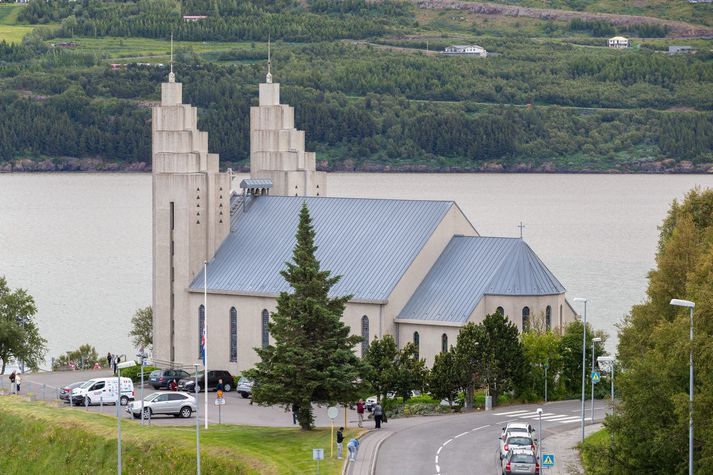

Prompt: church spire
xmin=266 ymin=35 xmax=272 ymax=84
xmin=168 ymin=34 xmax=175 ymax=83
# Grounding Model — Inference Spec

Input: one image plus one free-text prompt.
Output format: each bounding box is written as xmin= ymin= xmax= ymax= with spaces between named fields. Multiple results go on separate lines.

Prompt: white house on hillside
xmin=443 ymin=45 xmax=487 ymax=57
xmin=608 ymin=36 xmax=630 ymax=49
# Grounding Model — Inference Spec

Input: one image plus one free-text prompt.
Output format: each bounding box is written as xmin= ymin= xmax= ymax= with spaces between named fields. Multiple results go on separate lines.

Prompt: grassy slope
xmin=0 ymin=397 xmax=358 ymax=475
xmin=0 ymin=4 xmax=30 ymax=43
xmin=580 ymin=427 xmax=611 ymax=475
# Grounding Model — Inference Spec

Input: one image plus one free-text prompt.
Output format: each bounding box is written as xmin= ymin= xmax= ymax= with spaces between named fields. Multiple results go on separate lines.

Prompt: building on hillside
xmin=183 ymin=15 xmax=208 ymax=22
xmin=442 ymin=45 xmax=487 ymax=57
xmin=607 ymin=36 xmax=630 ymax=49
xmin=151 ymin=64 xmax=576 ymax=371
xmin=668 ymin=46 xmax=695 ymax=55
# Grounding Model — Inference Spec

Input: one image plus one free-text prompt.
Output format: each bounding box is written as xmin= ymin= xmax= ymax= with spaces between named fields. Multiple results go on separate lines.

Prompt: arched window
xmin=545 ymin=306 xmax=552 ymax=332
xmin=441 ymin=333 xmax=448 ymax=353
xmin=559 ymin=304 xmax=563 ymax=331
xmin=522 ymin=306 xmax=530 ymax=332
xmin=361 ymin=316 xmax=369 ymax=357
xmin=496 ymin=306 xmax=505 ymax=316
xmin=413 ymin=331 xmax=420 ymax=360
xmin=230 ymin=307 xmax=237 ymax=363
xmin=261 ymin=309 xmax=269 ymax=349
xmin=198 ymin=305 xmax=205 ymax=358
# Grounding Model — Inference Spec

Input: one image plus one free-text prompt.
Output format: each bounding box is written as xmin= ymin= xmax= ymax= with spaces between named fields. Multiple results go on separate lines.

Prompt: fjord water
xmin=1 ymin=173 xmax=712 ymax=365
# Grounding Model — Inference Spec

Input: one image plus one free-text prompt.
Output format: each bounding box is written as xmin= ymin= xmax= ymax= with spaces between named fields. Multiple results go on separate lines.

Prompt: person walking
xmin=356 ymin=399 xmax=365 ymax=428
xmin=347 ymin=438 xmax=360 ymax=462
xmin=216 ymin=379 xmax=224 ymax=393
xmin=111 ymin=354 xmax=117 ymax=375
xmin=9 ymin=371 xmax=16 ymax=394
xmin=291 ymin=403 xmax=299 ymax=425
xmin=336 ymin=427 xmax=345 ymax=459
xmin=106 ymin=352 xmax=112 ymax=369
xmin=373 ymin=401 xmax=383 ymax=429
xmin=15 ymin=373 xmax=22 ymax=394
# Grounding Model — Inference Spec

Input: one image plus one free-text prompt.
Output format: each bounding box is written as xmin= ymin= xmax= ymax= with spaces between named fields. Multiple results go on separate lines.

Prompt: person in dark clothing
xmin=373 ymin=402 xmax=383 ymax=429
xmin=336 ymin=427 xmax=345 ymax=459
xmin=106 ymin=352 xmax=112 ymax=369
xmin=216 ymin=379 xmax=224 ymax=392
xmin=292 ymin=403 xmax=299 ymax=425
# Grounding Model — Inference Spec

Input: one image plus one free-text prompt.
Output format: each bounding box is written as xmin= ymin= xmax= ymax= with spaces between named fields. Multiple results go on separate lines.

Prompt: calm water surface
xmin=1 ymin=173 xmax=712 ymax=365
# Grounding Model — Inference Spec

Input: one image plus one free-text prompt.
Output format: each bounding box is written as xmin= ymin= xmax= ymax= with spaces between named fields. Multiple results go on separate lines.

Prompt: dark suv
xmin=177 ymin=370 xmax=234 ymax=393
xmin=149 ymin=369 xmax=192 ymax=390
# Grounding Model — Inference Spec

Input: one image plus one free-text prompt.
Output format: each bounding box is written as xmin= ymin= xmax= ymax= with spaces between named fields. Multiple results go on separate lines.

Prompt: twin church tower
xmin=151 ymin=59 xmax=325 ymax=364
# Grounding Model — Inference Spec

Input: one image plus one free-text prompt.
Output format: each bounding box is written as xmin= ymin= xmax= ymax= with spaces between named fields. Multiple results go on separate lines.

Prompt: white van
xmin=71 ymin=377 xmax=135 ymax=406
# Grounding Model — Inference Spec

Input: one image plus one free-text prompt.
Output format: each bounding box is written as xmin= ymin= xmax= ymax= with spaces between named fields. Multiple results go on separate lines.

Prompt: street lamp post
xmin=591 ymin=337 xmax=602 ymax=424
xmin=597 ymin=356 xmax=616 ymax=406
xmin=544 ymin=360 xmax=549 ymax=403
xmin=573 ymin=297 xmax=587 ymax=444
xmin=116 ymin=360 xmax=136 ymax=475
xmin=137 ymin=349 xmax=147 ymax=426
xmin=537 ymin=408 xmax=543 ymax=466
xmin=194 ymin=363 xmax=201 ymax=475
xmin=671 ymin=298 xmax=695 ymax=475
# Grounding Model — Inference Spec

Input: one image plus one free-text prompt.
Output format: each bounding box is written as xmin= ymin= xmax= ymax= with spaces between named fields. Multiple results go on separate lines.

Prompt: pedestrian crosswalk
xmin=494 ymin=409 xmax=593 ymax=424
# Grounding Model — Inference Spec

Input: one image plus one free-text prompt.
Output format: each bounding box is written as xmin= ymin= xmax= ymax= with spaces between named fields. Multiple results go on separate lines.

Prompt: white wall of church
xmin=396 ymin=323 xmax=461 ymax=367
xmin=475 ymin=294 xmax=576 ymax=333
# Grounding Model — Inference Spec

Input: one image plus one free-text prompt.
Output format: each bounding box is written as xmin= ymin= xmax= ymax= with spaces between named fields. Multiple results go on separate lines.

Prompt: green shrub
xmin=406 ymin=394 xmax=439 ymax=405
xmin=119 ymin=365 xmax=159 ymax=382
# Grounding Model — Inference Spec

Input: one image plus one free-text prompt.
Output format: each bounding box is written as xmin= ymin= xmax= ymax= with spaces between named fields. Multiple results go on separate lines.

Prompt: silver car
xmin=126 ymin=391 xmax=197 ymax=419
xmin=500 ymin=434 xmax=536 ymax=460
xmin=501 ymin=449 xmax=538 ymax=474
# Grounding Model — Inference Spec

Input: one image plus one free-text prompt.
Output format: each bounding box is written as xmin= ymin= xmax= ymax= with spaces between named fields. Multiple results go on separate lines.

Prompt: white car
xmin=500 ymin=434 xmax=537 ymax=460
xmin=71 ymin=377 xmax=134 ymax=406
xmin=499 ymin=422 xmax=535 ymax=441
xmin=126 ymin=391 xmax=197 ymax=419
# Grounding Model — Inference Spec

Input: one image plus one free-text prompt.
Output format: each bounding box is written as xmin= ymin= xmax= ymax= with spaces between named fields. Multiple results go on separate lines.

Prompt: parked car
xmin=126 ymin=391 xmax=197 ymax=419
xmin=365 ymin=396 xmax=378 ymax=412
xmin=59 ymin=381 xmax=85 ymax=402
xmin=237 ymin=377 xmax=253 ymax=399
xmin=71 ymin=377 xmax=134 ymax=406
xmin=501 ymin=448 xmax=539 ymax=474
xmin=177 ymin=370 xmax=234 ymax=393
xmin=149 ymin=369 xmax=192 ymax=390
xmin=499 ymin=422 xmax=535 ymax=445
xmin=500 ymin=434 xmax=537 ymax=460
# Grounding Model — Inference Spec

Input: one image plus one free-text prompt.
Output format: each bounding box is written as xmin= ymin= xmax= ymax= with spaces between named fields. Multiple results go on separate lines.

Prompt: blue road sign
xmin=542 ymin=453 xmax=555 ymax=467
xmin=591 ymin=371 xmax=601 ymax=383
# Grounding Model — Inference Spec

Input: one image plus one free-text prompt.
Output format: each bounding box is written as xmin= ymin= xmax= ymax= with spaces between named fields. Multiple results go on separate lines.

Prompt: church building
xmin=151 ymin=64 xmax=577 ymax=371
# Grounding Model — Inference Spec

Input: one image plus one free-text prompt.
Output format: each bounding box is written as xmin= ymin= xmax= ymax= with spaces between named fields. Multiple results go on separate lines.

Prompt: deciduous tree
xmin=0 ymin=277 xmax=47 ymax=374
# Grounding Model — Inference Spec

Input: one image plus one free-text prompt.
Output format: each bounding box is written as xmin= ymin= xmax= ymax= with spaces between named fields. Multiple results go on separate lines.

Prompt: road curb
xmin=369 ymin=430 xmax=393 ymax=475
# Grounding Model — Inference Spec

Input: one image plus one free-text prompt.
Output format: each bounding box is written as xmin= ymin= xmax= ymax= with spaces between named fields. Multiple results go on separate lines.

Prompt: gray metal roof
xmin=239 ymin=179 xmax=272 ymax=189
xmin=397 ymin=236 xmax=565 ymax=323
xmin=190 ymin=196 xmax=455 ymax=301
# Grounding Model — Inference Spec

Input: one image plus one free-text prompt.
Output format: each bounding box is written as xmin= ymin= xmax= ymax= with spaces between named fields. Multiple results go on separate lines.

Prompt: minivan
xmin=71 ymin=377 xmax=135 ymax=406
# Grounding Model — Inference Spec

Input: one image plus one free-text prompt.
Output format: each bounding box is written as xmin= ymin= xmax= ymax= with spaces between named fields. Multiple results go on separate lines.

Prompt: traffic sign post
xmin=313 ymin=448 xmax=324 ymax=475
xmin=327 ymin=406 xmax=339 ymax=459
xmin=214 ymin=395 xmax=225 ymax=424
xmin=542 ymin=453 xmax=555 ymax=468
xmin=591 ymin=372 xmax=601 ymax=383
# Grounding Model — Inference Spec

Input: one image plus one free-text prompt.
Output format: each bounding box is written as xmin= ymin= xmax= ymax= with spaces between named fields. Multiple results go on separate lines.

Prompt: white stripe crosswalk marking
xmin=493 ymin=410 xmax=530 ymax=416
xmin=541 ymin=415 xmax=574 ymax=421
xmin=519 ymin=413 xmax=556 ymax=419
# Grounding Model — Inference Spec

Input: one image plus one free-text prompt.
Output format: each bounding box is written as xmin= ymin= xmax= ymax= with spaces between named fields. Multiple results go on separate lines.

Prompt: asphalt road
xmin=375 ymin=399 xmax=608 ymax=475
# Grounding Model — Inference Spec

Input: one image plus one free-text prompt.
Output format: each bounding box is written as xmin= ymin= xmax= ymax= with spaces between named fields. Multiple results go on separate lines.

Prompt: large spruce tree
xmin=245 ymin=203 xmax=363 ymax=430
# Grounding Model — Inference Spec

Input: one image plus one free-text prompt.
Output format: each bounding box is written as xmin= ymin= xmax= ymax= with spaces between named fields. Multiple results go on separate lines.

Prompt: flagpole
xmin=204 ymin=260 xmax=208 ymax=430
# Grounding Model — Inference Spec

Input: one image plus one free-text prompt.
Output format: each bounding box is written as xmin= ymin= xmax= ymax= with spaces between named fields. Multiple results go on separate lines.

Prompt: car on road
xmin=500 ymin=422 xmax=535 ymax=440
xmin=237 ymin=377 xmax=253 ymax=399
xmin=177 ymin=370 xmax=234 ymax=393
xmin=365 ymin=396 xmax=377 ymax=412
xmin=501 ymin=448 xmax=539 ymax=474
xmin=71 ymin=377 xmax=134 ymax=406
xmin=149 ymin=369 xmax=192 ymax=390
xmin=59 ymin=381 xmax=85 ymax=402
xmin=126 ymin=391 xmax=197 ymax=419
xmin=500 ymin=434 xmax=536 ymax=460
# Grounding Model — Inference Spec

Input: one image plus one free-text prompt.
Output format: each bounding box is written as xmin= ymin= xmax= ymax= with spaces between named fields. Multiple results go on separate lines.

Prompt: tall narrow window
xmin=261 ymin=309 xmax=269 ymax=349
xmin=559 ymin=305 xmax=563 ymax=332
xmin=522 ymin=306 xmax=530 ymax=332
xmin=441 ymin=333 xmax=448 ymax=353
xmin=545 ymin=306 xmax=552 ymax=331
xmin=413 ymin=331 xmax=420 ymax=360
xmin=361 ymin=316 xmax=369 ymax=357
xmin=230 ymin=307 xmax=237 ymax=363
xmin=496 ymin=306 xmax=504 ymax=316
xmin=198 ymin=305 xmax=205 ymax=357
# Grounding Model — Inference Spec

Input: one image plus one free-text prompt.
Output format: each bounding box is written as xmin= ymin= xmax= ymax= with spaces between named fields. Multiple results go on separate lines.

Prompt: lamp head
xmin=573 ymin=297 xmax=587 ymax=303
xmin=592 ymin=337 xmax=602 ymax=343
xmin=670 ymin=299 xmax=695 ymax=308
xmin=537 ymin=408 xmax=543 ymax=414
xmin=117 ymin=360 xmax=136 ymax=370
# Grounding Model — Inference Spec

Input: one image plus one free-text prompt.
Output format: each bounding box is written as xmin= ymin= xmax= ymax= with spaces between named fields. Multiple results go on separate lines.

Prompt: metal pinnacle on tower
xmin=266 ymin=35 xmax=272 ymax=84
xmin=168 ymin=34 xmax=175 ymax=83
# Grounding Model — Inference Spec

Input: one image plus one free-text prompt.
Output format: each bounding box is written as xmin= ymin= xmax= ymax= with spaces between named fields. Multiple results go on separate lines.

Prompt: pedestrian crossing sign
xmin=542 ymin=454 xmax=555 ymax=467
xmin=591 ymin=371 xmax=601 ymax=383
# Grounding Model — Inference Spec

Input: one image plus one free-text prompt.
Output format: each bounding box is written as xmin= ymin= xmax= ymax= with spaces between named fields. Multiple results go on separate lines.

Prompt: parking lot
xmin=12 ymin=369 xmax=363 ymax=428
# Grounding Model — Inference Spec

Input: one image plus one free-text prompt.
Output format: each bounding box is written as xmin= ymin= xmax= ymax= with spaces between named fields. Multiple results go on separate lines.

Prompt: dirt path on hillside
xmin=413 ymin=0 xmax=713 ymax=37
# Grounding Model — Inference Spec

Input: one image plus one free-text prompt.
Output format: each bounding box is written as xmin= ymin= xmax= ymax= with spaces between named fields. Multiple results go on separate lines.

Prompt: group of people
xmin=336 ymin=427 xmax=360 ymax=462
xmin=106 ymin=352 xmax=122 ymax=375
xmin=8 ymin=371 xmax=21 ymax=393
xmin=355 ymin=398 xmax=385 ymax=429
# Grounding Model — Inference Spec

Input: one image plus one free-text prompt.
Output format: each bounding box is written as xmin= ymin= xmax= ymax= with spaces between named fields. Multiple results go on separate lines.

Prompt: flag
xmin=201 ymin=327 xmax=206 ymax=366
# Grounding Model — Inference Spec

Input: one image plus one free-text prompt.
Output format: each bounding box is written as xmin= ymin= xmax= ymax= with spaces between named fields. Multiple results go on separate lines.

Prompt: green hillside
xmin=0 ymin=0 xmax=711 ymax=172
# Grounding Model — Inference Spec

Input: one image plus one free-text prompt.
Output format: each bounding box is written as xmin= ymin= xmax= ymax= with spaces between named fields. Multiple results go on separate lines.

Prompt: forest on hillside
xmin=0 ymin=0 xmax=711 ymax=172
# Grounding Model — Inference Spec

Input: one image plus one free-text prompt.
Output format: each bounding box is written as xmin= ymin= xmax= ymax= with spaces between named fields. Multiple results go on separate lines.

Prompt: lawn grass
xmin=580 ymin=427 xmax=611 ymax=475
xmin=0 ymin=396 xmax=361 ymax=475
xmin=0 ymin=24 xmax=35 ymax=44
xmin=0 ymin=4 xmax=23 ymax=25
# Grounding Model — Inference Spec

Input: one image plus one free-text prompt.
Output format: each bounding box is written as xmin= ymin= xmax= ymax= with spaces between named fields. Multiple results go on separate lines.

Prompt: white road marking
xmin=493 ymin=409 xmax=530 ymax=416
xmin=436 ymin=464 xmax=440 ymax=473
xmin=437 ymin=446 xmax=442 ymax=455
xmin=435 ymin=425 xmax=490 ymax=474
xmin=540 ymin=415 xmax=574 ymax=421
xmin=455 ymin=431 xmax=469 ymax=438
xmin=443 ymin=438 xmax=453 ymax=446
xmin=519 ymin=413 xmax=556 ymax=419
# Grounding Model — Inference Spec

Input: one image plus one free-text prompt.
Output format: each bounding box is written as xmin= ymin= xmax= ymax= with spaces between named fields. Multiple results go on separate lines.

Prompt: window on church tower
xmin=361 ymin=316 xmax=369 ymax=357
xmin=413 ymin=331 xmax=420 ymax=360
xmin=230 ymin=307 xmax=237 ymax=363
xmin=261 ymin=309 xmax=269 ymax=349
xmin=198 ymin=305 xmax=205 ymax=357
xmin=559 ymin=304 xmax=563 ymax=331
xmin=441 ymin=333 xmax=448 ymax=353
xmin=522 ymin=306 xmax=530 ymax=332
xmin=496 ymin=306 xmax=504 ymax=316
xmin=546 ymin=306 xmax=552 ymax=332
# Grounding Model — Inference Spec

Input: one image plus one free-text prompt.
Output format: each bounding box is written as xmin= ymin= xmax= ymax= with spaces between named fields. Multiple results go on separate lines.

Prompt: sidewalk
xmin=344 ymin=427 xmax=393 ymax=475
xmin=541 ymin=423 xmax=603 ymax=475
